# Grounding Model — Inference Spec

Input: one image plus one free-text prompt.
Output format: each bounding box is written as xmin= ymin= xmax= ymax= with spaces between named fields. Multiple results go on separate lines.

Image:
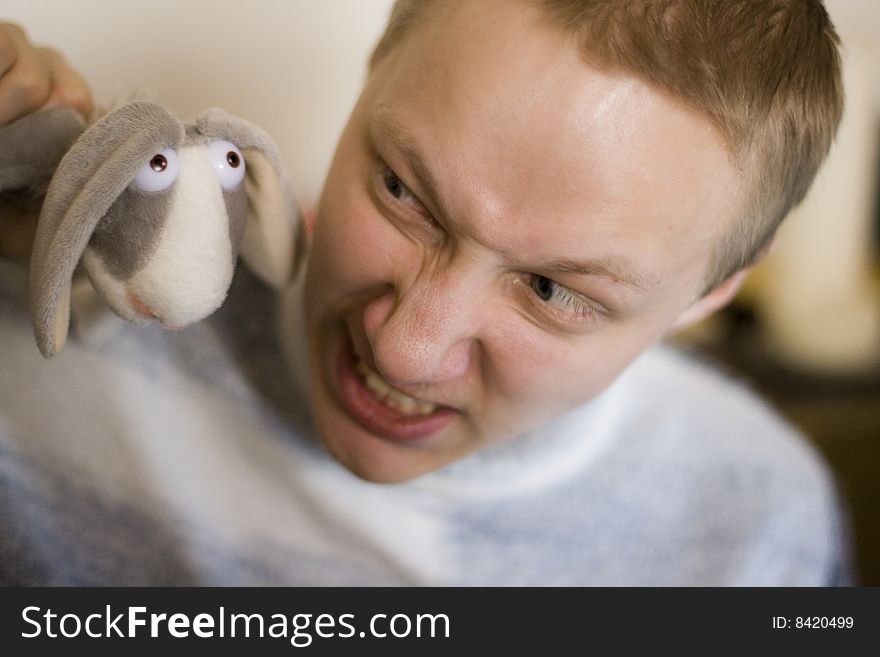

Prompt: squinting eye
xmin=207 ymin=140 xmax=246 ymax=190
xmin=383 ymin=167 xmax=406 ymax=198
xmin=130 ymin=147 xmax=179 ymax=192
xmin=529 ymin=275 xmax=596 ymax=322
xmin=382 ymin=167 xmax=424 ymax=210
xmin=380 ymin=165 xmax=438 ymax=227
xmin=531 ymin=275 xmax=555 ymax=301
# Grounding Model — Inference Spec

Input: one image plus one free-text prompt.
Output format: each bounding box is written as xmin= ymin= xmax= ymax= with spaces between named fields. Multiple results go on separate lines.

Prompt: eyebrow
xmin=540 ymin=258 xmax=653 ymax=292
xmin=371 ymin=108 xmax=652 ymax=293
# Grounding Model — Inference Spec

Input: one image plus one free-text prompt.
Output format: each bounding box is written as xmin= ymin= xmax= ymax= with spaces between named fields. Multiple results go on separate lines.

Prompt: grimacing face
xmin=304 ymin=0 xmax=744 ymax=483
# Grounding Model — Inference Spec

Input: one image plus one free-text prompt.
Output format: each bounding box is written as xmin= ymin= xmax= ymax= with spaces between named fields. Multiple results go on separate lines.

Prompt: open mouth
xmin=334 ymin=332 xmax=457 ymax=442
xmin=355 ymin=359 xmax=439 ymax=416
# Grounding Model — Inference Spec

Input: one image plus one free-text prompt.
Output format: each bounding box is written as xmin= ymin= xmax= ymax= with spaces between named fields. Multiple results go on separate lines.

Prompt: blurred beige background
xmin=748 ymin=0 xmax=880 ymax=373
xmin=5 ymin=0 xmax=876 ymax=375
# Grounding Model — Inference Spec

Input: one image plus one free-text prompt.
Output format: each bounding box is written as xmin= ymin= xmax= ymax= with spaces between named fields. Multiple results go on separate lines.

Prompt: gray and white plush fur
xmin=0 ymin=101 xmax=301 ymax=358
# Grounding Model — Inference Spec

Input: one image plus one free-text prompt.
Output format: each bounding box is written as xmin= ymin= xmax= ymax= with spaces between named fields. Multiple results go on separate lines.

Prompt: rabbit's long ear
xmin=195 ymin=108 xmax=304 ymax=290
xmin=30 ymin=101 xmax=184 ymax=358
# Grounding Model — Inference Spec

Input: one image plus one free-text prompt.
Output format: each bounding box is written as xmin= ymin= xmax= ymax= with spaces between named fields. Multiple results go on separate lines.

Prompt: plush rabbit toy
xmin=0 ymin=101 xmax=302 ymax=357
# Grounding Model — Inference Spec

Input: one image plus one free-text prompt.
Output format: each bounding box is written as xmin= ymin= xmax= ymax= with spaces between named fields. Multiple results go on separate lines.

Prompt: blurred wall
xmin=2 ymin=0 xmax=395 ymax=207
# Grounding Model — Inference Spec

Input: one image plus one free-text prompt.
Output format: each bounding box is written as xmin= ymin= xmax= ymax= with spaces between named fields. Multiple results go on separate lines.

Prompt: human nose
xmin=362 ymin=268 xmax=478 ymax=387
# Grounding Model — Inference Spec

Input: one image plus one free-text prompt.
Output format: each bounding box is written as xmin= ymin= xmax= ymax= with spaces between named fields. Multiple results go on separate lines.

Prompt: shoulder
xmin=613 ymin=344 xmax=821 ymax=470
xmin=596 ymin=344 xmax=852 ymax=584
xmin=609 ymin=343 xmax=834 ymax=505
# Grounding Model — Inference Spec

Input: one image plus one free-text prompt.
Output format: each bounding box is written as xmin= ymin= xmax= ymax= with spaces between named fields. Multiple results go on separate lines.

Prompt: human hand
xmin=0 ymin=21 xmax=93 ymax=125
xmin=0 ymin=21 xmax=93 ymax=260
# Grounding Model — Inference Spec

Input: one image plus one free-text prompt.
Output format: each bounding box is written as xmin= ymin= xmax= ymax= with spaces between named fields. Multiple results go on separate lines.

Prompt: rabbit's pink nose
xmin=127 ymin=290 xmax=157 ymax=320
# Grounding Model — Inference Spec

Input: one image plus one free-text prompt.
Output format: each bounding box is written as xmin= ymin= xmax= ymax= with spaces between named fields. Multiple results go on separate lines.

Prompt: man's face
xmin=304 ymin=0 xmax=741 ymax=482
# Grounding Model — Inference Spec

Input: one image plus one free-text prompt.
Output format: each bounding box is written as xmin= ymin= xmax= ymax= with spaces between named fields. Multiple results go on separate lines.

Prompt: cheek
xmin=310 ymin=177 xmax=399 ymax=300
xmin=486 ymin=320 xmax=658 ymax=413
xmin=482 ymin=321 xmax=580 ymax=408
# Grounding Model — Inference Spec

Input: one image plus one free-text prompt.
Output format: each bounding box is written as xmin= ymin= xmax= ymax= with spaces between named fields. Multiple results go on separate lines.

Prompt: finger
xmin=0 ymin=27 xmax=52 ymax=125
xmin=40 ymin=47 xmax=94 ymax=120
xmin=0 ymin=23 xmax=19 ymax=78
xmin=0 ymin=61 xmax=51 ymax=125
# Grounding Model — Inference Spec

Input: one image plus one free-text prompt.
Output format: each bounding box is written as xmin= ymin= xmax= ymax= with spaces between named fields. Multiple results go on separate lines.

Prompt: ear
xmin=194 ymin=108 xmax=303 ymax=290
xmin=29 ymin=101 xmax=184 ymax=357
xmin=667 ymin=268 xmax=750 ymax=334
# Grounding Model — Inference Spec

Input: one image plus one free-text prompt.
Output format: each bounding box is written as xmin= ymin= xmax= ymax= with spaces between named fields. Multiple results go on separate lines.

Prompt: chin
xmin=313 ymin=408 xmax=446 ymax=484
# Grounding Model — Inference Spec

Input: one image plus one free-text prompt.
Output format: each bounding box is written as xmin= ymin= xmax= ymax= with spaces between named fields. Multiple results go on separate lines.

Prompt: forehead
xmin=363 ymin=0 xmax=740 ymax=291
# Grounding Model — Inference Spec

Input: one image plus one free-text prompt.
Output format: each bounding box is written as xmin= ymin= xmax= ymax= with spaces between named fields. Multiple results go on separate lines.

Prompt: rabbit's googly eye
xmin=207 ymin=140 xmax=246 ymax=190
xmin=131 ymin=147 xmax=179 ymax=192
xmin=150 ymin=154 xmax=168 ymax=171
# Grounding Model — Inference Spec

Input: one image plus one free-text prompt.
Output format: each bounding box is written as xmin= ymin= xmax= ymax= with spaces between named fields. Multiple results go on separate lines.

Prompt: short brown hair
xmin=370 ymin=0 xmax=844 ymax=291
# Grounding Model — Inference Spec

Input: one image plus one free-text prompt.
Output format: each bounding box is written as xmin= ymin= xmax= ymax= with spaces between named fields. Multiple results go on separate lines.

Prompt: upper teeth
xmin=356 ymin=360 xmax=438 ymax=416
